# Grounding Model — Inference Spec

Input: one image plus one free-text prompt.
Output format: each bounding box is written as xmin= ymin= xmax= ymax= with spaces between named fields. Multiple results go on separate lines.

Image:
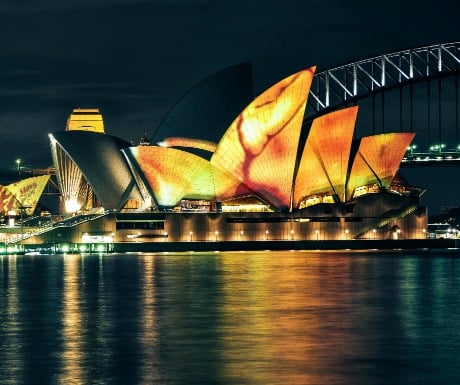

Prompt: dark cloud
xmin=0 ymin=0 xmax=458 ymax=212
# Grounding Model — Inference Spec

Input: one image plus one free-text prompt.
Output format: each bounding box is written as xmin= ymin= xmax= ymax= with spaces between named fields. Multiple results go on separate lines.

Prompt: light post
xmin=407 ymin=144 xmax=416 ymax=156
xmin=372 ymin=229 xmax=376 ymax=239
xmin=430 ymin=143 xmax=446 ymax=155
xmin=315 ymin=229 xmax=319 ymax=240
xmin=214 ymin=230 xmax=219 ymax=241
xmin=240 ymin=230 xmax=244 ymax=241
xmin=290 ymin=229 xmax=294 ymax=240
xmin=16 ymin=159 xmax=21 ymax=175
xmin=265 ymin=230 xmax=269 ymax=240
xmin=345 ymin=229 xmax=349 ymax=240
xmin=189 ymin=231 xmax=193 ymax=241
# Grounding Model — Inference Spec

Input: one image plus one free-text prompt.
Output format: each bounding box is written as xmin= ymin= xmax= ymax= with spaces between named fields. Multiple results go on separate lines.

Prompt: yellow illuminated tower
xmin=66 ymin=108 xmax=105 ymax=133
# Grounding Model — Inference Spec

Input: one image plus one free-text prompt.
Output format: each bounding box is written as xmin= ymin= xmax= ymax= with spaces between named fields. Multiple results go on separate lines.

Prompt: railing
xmin=5 ymin=212 xmax=109 ymax=244
xmin=352 ymin=202 xmax=418 ymax=239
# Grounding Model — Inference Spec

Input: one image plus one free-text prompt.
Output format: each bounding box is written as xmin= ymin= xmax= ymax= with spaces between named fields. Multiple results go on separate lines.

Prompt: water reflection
xmin=217 ymin=252 xmax=356 ymax=385
xmin=0 ymin=251 xmax=459 ymax=385
xmin=138 ymin=255 xmax=160 ymax=384
xmin=1 ymin=254 xmax=65 ymax=385
xmin=154 ymin=253 xmax=225 ymax=384
xmin=0 ymin=256 xmax=21 ymax=385
xmin=59 ymin=254 xmax=84 ymax=385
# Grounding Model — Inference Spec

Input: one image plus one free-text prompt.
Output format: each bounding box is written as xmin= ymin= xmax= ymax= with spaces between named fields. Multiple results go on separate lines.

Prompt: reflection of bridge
xmin=305 ymin=42 xmax=460 ymax=167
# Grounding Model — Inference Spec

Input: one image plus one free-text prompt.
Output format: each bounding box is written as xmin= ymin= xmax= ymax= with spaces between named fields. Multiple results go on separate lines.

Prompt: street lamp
xmin=429 ymin=144 xmax=446 ymax=154
xmin=214 ymin=230 xmax=219 ymax=241
xmin=16 ymin=159 xmax=21 ymax=175
xmin=265 ymin=230 xmax=269 ymax=240
xmin=315 ymin=229 xmax=319 ymax=240
xmin=407 ymin=144 xmax=416 ymax=156
xmin=189 ymin=231 xmax=193 ymax=241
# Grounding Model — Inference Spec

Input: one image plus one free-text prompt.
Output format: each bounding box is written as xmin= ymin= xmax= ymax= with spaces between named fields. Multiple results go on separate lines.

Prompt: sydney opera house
xmin=2 ymin=63 xmax=427 ymax=247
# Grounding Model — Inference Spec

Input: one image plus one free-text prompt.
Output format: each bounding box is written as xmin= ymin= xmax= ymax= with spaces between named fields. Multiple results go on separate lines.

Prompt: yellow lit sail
xmin=294 ymin=107 xmax=357 ymax=208
xmin=346 ymin=132 xmax=416 ymax=200
xmin=211 ymin=67 xmax=316 ymax=209
xmin=0 ymin=175 xmax=51 ymax=215
xmin=130 ymin=146 xmax=251 ymax=207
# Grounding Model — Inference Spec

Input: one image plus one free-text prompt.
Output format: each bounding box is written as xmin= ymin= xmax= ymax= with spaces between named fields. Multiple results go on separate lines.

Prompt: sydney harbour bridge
xmin=304 ymin=41 xmax=460 ymax=168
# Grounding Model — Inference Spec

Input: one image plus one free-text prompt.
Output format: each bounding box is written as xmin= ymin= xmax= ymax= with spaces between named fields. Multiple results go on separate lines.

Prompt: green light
xmin=407 ymin=144 xmax=417 ymax=154
xmin=7 ymin=245 xmax=18 ymax=253
xmin=16 ymin=158 xmax=21 ymax=174
xmin=79 ymin=245 xmax=87 ymax=252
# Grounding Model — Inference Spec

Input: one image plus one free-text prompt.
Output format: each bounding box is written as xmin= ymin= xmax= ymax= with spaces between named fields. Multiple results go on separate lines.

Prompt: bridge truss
xmin=306 ymin=41 xmax=460 ymax=119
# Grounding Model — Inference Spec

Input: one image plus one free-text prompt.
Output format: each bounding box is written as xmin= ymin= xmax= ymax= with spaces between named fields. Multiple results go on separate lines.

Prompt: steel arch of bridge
xmin=305 ymin=42 xmax=460 ymax=120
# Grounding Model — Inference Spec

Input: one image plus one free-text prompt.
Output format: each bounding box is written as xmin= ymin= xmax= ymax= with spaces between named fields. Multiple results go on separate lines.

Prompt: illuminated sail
xmin=130 ymin=146 xmax=251 ymax=207
xmin=346 ymin=132 xmax=416 ymax=200
xmin=0 ymin=175 xmax=50 ymax=215
xmin=211 ymin=67 xmax=315 ymax=208
xmin=294 ymin=107 xmax=357 ymax=207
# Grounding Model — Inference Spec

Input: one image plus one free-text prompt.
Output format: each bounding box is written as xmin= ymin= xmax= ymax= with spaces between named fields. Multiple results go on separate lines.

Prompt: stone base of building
xmin=25 ymin=193 xmax=427 ymax=246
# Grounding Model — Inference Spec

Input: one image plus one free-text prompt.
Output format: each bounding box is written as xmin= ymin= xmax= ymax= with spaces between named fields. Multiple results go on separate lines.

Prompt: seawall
xmin=111 ymin=238 xmax=459 ymax=253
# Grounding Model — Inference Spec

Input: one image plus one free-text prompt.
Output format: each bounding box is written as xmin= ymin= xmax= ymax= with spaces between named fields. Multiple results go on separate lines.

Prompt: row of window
xmin=116 ymin=221 xmax=165 ymax=230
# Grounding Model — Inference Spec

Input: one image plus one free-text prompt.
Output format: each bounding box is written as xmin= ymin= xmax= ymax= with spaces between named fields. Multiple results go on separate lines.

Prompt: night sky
xmin=0 ymin=0 xmax=458 ymax=213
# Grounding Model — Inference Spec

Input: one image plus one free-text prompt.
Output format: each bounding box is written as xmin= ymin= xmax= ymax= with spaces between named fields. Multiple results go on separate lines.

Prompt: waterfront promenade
xmin=112 ymin=238 xmax=459 ymax=253
xmin=11 ymin=238 xmax=459 ymax=255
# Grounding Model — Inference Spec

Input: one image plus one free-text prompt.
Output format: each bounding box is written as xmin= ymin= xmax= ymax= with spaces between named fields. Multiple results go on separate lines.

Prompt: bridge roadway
xmin=401 ymin=151 xmax=460 ymax=167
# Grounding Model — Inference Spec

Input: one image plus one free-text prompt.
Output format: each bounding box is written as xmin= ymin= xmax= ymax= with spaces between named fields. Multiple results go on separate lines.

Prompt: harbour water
xmin=1 ymin=250 xmax=460 ymax=385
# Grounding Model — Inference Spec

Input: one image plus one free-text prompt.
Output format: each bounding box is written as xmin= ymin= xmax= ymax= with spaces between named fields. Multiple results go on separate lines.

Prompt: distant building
xmin=66 ymin=108 xmax=105 ymax=133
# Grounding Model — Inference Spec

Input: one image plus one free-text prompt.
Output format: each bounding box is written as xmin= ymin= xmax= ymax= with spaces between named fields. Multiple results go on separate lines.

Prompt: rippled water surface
xmin=1 ymin=250 xmax=460 ymax=385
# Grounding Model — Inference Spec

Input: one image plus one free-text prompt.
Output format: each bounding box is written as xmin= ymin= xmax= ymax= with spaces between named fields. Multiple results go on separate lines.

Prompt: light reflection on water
xmin=1 ymin=251 xmax=460 ymax=385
